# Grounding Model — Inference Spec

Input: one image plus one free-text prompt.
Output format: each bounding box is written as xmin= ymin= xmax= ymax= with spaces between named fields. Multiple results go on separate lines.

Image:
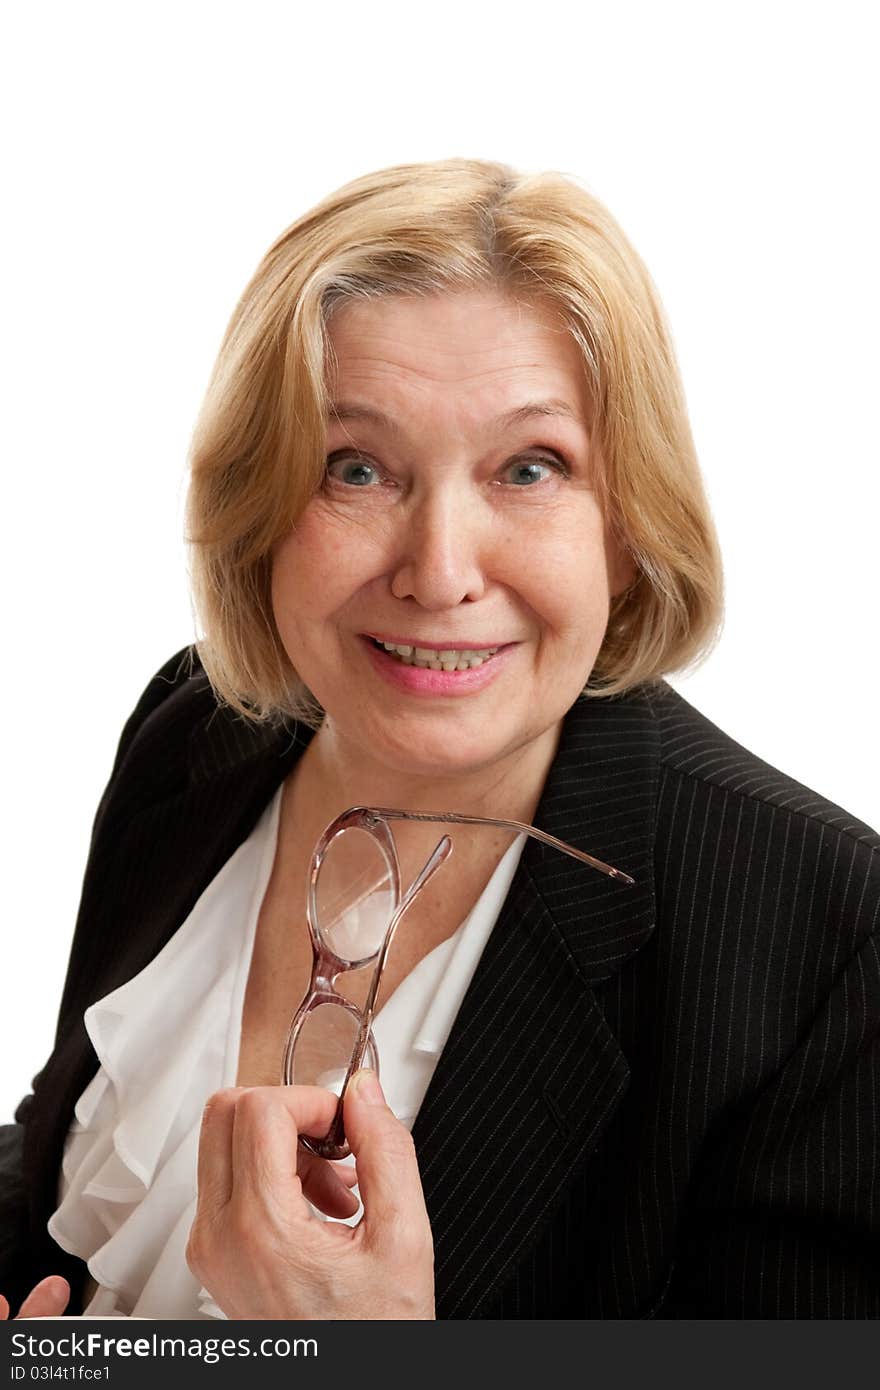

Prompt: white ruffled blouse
xmin=47 ymin=787 xmax=526 ymax=1319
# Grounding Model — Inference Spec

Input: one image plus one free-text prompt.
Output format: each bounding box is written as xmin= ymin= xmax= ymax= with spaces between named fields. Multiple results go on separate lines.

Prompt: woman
xmin=2 ymin=159 xmax=878 ymax=1320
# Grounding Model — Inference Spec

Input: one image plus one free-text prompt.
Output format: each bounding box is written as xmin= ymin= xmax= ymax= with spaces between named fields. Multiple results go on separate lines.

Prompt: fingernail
xmin=348 ymin=1068 xmax=385 ymax=1106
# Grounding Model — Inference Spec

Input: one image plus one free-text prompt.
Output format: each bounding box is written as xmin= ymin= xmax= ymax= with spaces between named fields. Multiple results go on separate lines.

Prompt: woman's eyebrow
xmin=328 ymin=401 xmax=398 ymax=431
xmin=498 ymin=399 xmax=584 ymax=428
xmin=326 ymin=398 xmax=585 ymax=431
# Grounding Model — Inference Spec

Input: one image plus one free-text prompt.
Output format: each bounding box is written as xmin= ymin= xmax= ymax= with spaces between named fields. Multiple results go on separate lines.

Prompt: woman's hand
xmin=0 ymin=1276 xmax=70 ymax=1319
xmin=186 ymin=1072 xmax=435 ymax=1320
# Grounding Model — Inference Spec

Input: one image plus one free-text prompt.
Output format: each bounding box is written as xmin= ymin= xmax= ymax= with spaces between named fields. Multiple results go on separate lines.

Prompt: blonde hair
xmin=186 ymin=158 xmax=723 ymax=726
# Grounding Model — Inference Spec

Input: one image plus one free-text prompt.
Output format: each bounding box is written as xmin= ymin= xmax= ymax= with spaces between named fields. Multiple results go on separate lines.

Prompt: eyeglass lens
xmin=314 ymin=825 xmax=395 ymax=964
xmin=288 ymin=825 xmax=393 ymax=1098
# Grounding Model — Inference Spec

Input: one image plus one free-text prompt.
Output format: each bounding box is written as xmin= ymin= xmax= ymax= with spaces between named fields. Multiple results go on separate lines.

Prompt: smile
xmin=360 ymin=635 xmax=517 ymax=696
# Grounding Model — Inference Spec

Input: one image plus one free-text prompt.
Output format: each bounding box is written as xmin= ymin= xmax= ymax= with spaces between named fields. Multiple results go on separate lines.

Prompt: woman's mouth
xmin=359 ymin=634 xmax=517 ymax=696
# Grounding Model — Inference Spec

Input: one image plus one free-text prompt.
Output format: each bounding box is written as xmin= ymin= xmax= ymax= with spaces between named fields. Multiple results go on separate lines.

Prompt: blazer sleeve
xmin=0 ymin=647 xmax=200 ymax=1311
xmin=661 ymin=840 xmax=880 ymax=1318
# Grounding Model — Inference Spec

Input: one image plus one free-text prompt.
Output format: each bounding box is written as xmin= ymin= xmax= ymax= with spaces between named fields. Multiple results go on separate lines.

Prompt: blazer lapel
xmin=412 ymin=686 xmax=660 ymax=1318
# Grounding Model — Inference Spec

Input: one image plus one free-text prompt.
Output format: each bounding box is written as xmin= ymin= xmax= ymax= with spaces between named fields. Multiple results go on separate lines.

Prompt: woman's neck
xmin=267 ymin=717 xmax=564 ymax=934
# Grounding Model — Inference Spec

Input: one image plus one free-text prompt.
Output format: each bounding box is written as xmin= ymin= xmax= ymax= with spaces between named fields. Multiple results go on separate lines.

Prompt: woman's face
xmin=271 ymin=287 xmax=634 ymax=782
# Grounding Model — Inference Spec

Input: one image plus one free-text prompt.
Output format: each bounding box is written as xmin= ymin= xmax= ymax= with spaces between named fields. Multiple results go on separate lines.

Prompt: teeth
xmin=375 ymin=637 xmax=500 ymax=671
xmin=380 ymin=640 xmax=499 ymax=658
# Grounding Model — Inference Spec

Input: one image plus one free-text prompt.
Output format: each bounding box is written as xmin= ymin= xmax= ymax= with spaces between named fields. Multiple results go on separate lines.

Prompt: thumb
xmin=343 ymin=1071 xmax=430 ymax=1248
xmin=16 ymin=1276 xmax=71 ymax=1320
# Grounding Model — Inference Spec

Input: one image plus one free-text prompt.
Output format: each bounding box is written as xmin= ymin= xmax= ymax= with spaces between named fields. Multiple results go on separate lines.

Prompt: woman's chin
xmin=375 ymin=745 xmax=500 ymax=783
xmin=351 ymin=722 xmax=511 ymax=784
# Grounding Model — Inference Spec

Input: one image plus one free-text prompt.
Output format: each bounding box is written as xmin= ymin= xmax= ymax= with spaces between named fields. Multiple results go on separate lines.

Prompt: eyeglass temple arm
xmin=366 ymin=808 xmax=635 ymax=886
xmin=323 ymin=835 xmax=454 ymax=1153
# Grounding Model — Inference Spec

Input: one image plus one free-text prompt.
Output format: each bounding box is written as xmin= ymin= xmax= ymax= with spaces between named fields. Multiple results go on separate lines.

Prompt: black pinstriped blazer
xmin=2 ymin=648 xmax=879 ymax=1318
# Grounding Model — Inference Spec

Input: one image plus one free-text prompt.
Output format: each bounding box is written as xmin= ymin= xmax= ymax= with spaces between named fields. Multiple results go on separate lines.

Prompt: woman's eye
xmin=325 ymin=453 xmax=380 ymax=487
xmin=502 ymin=455 xmax=567 ymax=486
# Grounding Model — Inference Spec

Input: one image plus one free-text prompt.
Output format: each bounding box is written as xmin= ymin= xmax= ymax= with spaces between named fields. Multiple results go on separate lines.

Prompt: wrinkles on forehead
xmin=322 ymin=289 xmax=594 ymax=450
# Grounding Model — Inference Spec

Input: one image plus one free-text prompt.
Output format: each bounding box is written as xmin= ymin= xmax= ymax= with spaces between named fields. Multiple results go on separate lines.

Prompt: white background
xmin=2 ymin=0 xmax=877 ymax=1119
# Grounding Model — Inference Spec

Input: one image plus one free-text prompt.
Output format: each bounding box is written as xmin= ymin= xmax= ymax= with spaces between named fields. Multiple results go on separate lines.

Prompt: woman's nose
xmin=389 ymin=487 xmax=487 ymax=608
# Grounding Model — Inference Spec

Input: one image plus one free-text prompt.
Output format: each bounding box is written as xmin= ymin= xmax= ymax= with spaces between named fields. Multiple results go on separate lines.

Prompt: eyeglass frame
xmin=281 ymin=804 xmax=635 ymax=1160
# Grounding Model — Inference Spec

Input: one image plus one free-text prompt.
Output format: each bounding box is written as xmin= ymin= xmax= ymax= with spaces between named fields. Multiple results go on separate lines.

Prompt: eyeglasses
xmin=280 ymin=805 xmax=635 ymax=1160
